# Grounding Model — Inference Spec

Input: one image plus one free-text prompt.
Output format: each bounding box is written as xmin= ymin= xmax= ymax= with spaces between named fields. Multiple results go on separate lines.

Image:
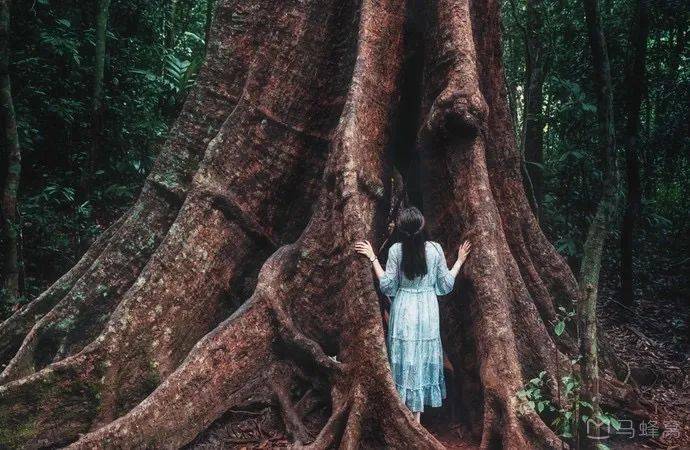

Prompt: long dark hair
xmin=396 ymin=206 xmax=428 ymax=280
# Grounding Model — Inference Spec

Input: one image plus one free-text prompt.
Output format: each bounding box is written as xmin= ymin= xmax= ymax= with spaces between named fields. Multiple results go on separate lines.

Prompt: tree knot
xmin=425 ymin=89 xmax=489 ymax=139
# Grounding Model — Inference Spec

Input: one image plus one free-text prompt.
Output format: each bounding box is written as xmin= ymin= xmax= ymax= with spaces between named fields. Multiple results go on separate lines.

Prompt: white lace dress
xmin=379 ymin=241 xmax=455 ymax=412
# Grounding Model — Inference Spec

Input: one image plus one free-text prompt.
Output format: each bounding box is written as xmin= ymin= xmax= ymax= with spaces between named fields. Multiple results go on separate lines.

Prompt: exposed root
xmin=479 ymin=390 xmax=564 ymax=450
xmin=0 ymin=171 xmax=209 ymax=384
xmin=600 ymin=372 xmax=652 ymax=421
xmin=339 ymin=384 xmax=365 ymax=450
xmin=206 ymin=188 xmax=281 ymax=248
xmin=517 ymin=410 xmax=565 ymax=450
xmin=65 ymin=296 xmax=277 ymax=449
xmin=271 ymin=365 xmax=314 ymax=445
xmin=294 ymin=388 xmax=322 ymax=418
xmin=299 ymin=397 xmax=350 ymax=450
xmin=269 ymin=298 xmax=344 ymax=375
xmin=0 ymin=213 xmax=125 ymax=370
xmin=0 ymin=352 xmax=97 ymax=448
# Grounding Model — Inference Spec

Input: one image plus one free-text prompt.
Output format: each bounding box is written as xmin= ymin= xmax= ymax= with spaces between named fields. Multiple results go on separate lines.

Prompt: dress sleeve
xmin=434 ymin=242 xmax=455 ymax=296
xmin=378 ymin=244 xmax=401 ymax=297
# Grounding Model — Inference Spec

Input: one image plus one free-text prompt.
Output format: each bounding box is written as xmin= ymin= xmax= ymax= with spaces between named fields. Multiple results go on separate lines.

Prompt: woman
xmin=354 ymin=206 xmax=471 ymax=423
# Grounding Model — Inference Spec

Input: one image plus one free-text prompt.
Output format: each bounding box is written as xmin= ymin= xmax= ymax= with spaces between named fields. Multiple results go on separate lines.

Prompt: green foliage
xmin=502 ymin=0 xmax=689 ymax=270
xmin=516 ymin=309 xmax=625 ymax=442
xmin=554 ymin=306 xmax=576 ymax=336
xmin=517 ymin=369 xmax=621 ymax=442
xmin=0 ymin=0 xmax=212 ymax=315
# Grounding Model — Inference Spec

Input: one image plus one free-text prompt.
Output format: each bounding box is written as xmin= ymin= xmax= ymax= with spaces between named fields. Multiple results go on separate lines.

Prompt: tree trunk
xmin=579 ymin=0 xmax=621 ymax=445
xmin=0 ymin=1 xmax=649 ymax=449
xmin=83 ymin=0 xmax=111 ymax=204
xmin=660 ymin=18 xmax=686 ymax=184
xmin=0 ymin=0 xmax=21 ymax=308
xmin=620 ymin=0 xmax=650 ymax=309
xmin=522 ymin=0 xmax=548 ymax=219
xmin=164 ymin=0 xmax=178 ymax=49
xmin=204 ymin=0 xmax=215 ymax=52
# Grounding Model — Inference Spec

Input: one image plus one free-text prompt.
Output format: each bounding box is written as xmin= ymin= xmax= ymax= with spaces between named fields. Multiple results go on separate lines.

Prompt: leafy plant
xmin=554 ymin=306 xmax=576 ymax=337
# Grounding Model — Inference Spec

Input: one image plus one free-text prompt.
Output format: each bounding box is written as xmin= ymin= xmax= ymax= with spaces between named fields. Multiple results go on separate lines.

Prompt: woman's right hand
xmin=458 ymin=240 xmax=472 ymax=264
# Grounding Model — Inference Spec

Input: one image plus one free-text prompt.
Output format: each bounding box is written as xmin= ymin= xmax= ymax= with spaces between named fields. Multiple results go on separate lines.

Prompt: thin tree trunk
xmin=580 ymin=0 xmax=621 ymax=445
xmin=523 ymin=0 xmax=548 ymax=219
xmin=0 ymin=0 xmax=21 ymax=308
xmin=204 ymin=0 xmax=215 ymax=51
xmin=620 ymin=0 xmax=650 ymax=309
xmin=165 ymin=0 xmax=178 ymax=49
xmin=84 ymin=0 xmax=111 ymax=202
xmin=661 ymin=18 xmax=686 ymax=177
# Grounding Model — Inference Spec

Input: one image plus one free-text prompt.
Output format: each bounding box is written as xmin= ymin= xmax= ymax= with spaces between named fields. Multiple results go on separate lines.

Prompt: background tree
xmin=620 ymin=0 xmax=650 ymax=309
xmin=0 ymin=0 xmax=213 ymax=316
xmin=83 ymin=0 xmax=112 ymax=204
xmin=522 ymin=0 xmax=548 ymax=218
xmin=580 ymin=0 xmax=620 ymax=443
xmin=0 ymin=0 xmax=22 ymax=310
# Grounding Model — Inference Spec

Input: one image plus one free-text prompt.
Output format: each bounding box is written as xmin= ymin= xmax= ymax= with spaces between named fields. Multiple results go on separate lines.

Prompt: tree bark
xmin=0 ymin=0 xmax=649 ymax=448
xmin=580 ymin=0 xmax=621 ymax=444
xmin=164 ymin=0 xmax=178 ymax=49
xmin=620 ymin=0 xmax=650 ymax=309
xmin=0 ymin=0 xmax=21 ymax=309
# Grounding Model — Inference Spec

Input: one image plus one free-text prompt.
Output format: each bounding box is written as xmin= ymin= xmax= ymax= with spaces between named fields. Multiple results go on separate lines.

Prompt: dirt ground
xmin=595 ymin=231 xmax=690 ymax=449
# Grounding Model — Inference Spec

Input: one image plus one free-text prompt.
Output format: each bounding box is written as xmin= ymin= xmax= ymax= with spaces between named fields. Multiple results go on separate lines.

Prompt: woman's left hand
xmin=354 ymin=240 xmax=376 ymax=261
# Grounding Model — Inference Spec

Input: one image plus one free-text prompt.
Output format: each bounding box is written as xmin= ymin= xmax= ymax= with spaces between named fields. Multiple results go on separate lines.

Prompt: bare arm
xmin=354 ymin=240 xmax=384 ymax=278
xmin=434 ymin=240 xmax=471 ymax=295
xmin=450 ymin=240 xmax=471 ymax=277
xmin=354 ymin=240 xmax=402 ymax=296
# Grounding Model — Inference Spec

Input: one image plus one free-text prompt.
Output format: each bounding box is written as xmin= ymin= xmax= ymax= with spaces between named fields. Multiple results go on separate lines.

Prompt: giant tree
xmin=0 ymin=0 xmax=648 ymax=448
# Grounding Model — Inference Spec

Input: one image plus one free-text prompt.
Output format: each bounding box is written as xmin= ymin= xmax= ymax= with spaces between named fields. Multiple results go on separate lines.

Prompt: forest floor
xmin=594 ymin=230 xmax=690 ymax=449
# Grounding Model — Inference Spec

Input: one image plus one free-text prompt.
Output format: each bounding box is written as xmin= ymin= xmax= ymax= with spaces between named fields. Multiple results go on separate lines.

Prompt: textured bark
xmin=0 ymin=0 xmax=21 ymax=308
xmin=620 ymin=0 xmax=650 ymax=309
xmin=0 ymin=0 xmax=648 ymax=448
xmin=0 ymin=0 xmax=253 ymax=380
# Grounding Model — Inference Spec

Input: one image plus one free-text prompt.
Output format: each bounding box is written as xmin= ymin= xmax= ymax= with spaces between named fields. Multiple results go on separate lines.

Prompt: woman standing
xmin=354 ymin=206 xmax=471 ymax=423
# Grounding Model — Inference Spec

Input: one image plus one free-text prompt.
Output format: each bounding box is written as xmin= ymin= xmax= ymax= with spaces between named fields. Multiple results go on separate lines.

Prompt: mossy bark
xmin=579 ymin=0 xmax=622 ymax=445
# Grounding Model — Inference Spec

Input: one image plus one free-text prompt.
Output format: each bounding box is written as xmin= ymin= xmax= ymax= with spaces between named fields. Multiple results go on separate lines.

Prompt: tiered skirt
xmin=386 ymin=287 xmax=447 ymax=412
